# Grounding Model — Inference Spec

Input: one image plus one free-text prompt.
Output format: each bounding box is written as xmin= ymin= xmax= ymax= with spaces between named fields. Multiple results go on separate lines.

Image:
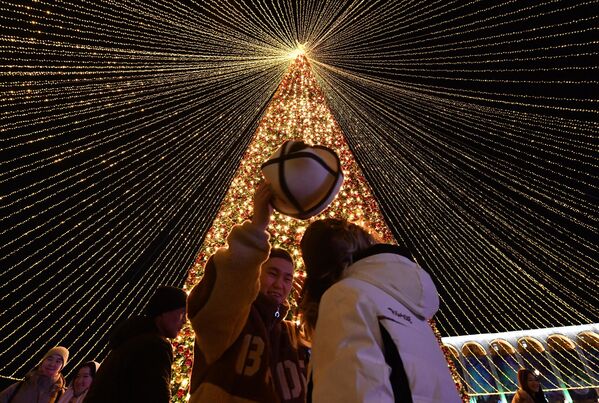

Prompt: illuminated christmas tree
xmin=169 ymin=52 xmax=467 ymax=402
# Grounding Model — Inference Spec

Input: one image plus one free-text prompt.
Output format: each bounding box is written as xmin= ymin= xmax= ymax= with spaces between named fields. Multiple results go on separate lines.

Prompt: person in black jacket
xmin=84 ymin=286 xmax=186 ymax=403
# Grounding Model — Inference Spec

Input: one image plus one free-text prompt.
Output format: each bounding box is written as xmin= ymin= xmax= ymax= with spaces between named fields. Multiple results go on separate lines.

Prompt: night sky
xmin=0 ymin=0 xmax=597 ymax=387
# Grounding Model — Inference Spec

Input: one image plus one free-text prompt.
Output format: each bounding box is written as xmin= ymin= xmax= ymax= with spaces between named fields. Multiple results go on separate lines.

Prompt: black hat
xmin=145 ymin=286 xmax=187 ymax=317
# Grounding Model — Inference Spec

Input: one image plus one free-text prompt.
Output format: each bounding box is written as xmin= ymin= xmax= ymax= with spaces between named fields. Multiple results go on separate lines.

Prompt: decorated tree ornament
xmin=172 ymin=54 xmax=467 ymax=402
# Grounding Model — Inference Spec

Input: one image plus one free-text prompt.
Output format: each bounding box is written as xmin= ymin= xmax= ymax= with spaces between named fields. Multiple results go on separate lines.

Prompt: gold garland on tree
xmin=170 ymin=52 xmax=468 ymax=402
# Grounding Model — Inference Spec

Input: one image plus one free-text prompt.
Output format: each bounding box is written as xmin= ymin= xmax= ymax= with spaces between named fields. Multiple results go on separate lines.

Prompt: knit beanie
xmin=41 ymin=346 xmax=69 ymax=369
xmin=145 ymin=285 xmax=187 ymax=317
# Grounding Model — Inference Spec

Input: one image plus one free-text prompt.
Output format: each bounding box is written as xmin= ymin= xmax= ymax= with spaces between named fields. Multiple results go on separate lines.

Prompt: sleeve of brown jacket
xmin=187 ymin=221 xmax=270 ymax=365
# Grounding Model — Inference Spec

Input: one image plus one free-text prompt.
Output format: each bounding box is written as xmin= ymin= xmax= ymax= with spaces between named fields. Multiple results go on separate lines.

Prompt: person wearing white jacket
xmin=299 ymin=218 xmax=461 ymax=403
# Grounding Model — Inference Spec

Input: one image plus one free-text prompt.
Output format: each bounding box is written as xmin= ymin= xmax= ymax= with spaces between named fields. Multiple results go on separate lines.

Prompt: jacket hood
xmin=109 ymin=316 xmax=160 ymax=349
xmin=345 ymin=244 xmax=439 ymax=320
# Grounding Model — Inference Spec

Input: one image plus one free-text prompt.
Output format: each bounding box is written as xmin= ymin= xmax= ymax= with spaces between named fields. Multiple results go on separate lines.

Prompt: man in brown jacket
xmin=187 ymin=182 xmax=309 ymax=403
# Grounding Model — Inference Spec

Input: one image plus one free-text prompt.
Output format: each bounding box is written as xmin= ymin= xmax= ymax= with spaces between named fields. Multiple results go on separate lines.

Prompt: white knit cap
xmin=261 ymin=140 xmax=344 ymax=220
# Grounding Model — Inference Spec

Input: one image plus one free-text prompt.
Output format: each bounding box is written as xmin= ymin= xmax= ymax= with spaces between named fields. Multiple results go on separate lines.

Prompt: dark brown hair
xmin=299 ymin=218 xmax=378 ymax=335
xmin=78 ymin=361 xmax=98 ymax=378
xmin=269 ymin=247 xmax=294 ymax=265
xmin=68 ymin=361 xmax=98 ymax=386
xmin=516 ymin=368 xmax=547 ymax=403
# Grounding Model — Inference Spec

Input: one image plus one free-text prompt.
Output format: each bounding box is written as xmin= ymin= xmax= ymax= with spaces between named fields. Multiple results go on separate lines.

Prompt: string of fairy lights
xmin=305 ymin=1 xmax=598 ymax=393
xmin=0 ymin=0 xmax=596 ymax=400
xmin=322 ymin=82 xmax=589 ymax=318
xmin=312 ymin=65 xmax=597 ymax=325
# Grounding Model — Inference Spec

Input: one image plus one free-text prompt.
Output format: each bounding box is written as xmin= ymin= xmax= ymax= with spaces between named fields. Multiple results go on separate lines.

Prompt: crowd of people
xmin=1 ymin=182 xmax=596 ymax=402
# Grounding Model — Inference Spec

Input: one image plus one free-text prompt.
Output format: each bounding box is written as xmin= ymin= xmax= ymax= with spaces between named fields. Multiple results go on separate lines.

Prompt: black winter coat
xmin=83 ymin=316 xmax=173 ymax=403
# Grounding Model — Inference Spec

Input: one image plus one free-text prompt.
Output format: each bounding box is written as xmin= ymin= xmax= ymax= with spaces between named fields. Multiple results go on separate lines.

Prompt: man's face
xmin=259 ymin=257 xmax=294 ymax=305
xmin=156 ymin=307 xmax=186 ymax=339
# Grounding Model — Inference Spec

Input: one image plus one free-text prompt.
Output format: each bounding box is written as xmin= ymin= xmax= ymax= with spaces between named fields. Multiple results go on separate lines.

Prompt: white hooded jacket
xmin=310 ymin=244 xmax=461 ymax=403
